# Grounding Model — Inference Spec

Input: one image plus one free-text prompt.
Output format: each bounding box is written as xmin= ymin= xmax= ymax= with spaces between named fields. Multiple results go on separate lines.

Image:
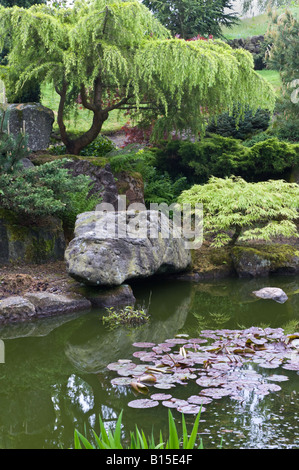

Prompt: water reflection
xmin=0 ymin=276 xmax=298 ymax=448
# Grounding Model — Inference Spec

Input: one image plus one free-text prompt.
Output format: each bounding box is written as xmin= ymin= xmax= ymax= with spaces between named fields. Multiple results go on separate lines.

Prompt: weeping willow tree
xmin=0 ymin=0 xmax=276 ymax=155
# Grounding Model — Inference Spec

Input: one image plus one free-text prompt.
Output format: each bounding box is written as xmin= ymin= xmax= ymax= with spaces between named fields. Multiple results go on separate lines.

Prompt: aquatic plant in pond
xmin=107 ymin=327 xmax=299 ymax=413
xmin=102 ymin=306 xmax=150 ymax=329
xmin=74 ymin=409 xmax=204 ymax=449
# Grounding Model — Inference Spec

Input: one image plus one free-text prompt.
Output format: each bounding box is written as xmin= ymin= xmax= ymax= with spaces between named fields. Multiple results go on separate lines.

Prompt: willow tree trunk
xmin=56 ymin=79 xmax=111 ymax=155
xmin=59 ymin=109 xmax=109 ymax=156
xmin=65 ymin=112 xmax=109 ymax=155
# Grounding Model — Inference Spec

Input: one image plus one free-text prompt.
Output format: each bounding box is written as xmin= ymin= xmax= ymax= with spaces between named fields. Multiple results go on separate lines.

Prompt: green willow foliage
xmin=0 ymin=0 xmax=275 ymax=152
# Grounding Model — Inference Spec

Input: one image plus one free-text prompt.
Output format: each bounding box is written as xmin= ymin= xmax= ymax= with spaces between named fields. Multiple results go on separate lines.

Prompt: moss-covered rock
xmin=115 ymin=171 xmax=145 ymax=206
xmin=190 ymin=246 xmax=235 ymax=280
xmin=8 ymin=103 xmax=54 ymax=151
xmin=231 ymin=244 xmax=299 ymax=278
xmin=0 ymin=209 xmax=65 ymax=265
xmin=30 ymin=153 xmax=109 ymax=168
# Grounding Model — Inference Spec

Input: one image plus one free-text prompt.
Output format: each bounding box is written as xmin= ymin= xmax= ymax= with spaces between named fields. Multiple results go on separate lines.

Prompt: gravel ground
xmin=0 ymin=261 xmax=79 ymax=300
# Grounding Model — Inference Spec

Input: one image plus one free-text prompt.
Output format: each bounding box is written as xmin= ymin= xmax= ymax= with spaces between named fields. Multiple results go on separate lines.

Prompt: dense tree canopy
xmin=0 ymin=0 xmax=276 ymax=154
xmin=0 ymin=0 xmax=45 ymax=7
xmin=141 ymin=0 xmax=239 ymax=39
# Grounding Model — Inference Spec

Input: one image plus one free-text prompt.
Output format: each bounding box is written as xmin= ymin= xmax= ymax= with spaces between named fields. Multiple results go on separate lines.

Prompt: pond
xmin=0 ymin=275 xmax=299 ymax=449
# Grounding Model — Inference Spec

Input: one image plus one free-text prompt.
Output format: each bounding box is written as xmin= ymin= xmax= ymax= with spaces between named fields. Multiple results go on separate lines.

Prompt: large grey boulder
xmin=7 ymin=103 xmax=54 ymax=151
xmin=65 ymin=210 xmax=192 ymax=286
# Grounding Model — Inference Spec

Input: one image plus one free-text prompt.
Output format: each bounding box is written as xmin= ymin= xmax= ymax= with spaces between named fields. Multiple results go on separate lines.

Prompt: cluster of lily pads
xmin=107 ymin=327 xmax=299 ymax=414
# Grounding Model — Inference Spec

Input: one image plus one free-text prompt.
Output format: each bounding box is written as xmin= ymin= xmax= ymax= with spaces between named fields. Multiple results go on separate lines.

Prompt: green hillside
xmin=222 ymin=4 xmax=299 ymax=39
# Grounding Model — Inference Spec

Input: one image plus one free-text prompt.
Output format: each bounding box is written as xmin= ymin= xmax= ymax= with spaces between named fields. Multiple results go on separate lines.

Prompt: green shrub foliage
xmin=154 ymin=135 xmax=299 ymax=184
xmin=109 ymin=147 xmax=189 ymax=205
xmin=206 ymin=106 xmax=270 ymax=140
xmin=178 ymin=176 xmax=299 ymax=247
xmin=266 ymin=10 xmax=299 ymax=142
xmin=0 ymin=159 xmax=98 ymax=224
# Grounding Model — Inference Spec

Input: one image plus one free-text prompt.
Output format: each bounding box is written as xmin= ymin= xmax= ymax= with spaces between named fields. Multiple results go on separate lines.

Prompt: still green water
xmin=0 ymin=275 xmax=299 ymax=449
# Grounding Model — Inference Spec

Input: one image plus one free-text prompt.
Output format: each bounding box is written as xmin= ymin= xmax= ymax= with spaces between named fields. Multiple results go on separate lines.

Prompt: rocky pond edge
xmin=0 ymin=242 xmax=299 ymax=325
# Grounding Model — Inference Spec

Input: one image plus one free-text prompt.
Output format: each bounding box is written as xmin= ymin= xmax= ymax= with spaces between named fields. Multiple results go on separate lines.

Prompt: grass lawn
xmin=221 ymin=4 xmax=298 ymax=39
xmin=40 ymin=82 xmax=128 ymax=136
xmin=256 ymin=69 xmax=282 ymax=94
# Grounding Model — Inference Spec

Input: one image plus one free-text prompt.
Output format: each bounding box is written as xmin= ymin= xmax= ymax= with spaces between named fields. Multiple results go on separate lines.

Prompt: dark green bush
xmin=6 ymin=79 xmax=41 ymax=104
xmin=154 ymin=135 xmax=248 ymax=183
xmin=243 ymin=131 xmax=275 ymax=147
xmin=272 ymin=118 xmax=299 ymax=143
xmin=153 ymin=135 xmax=299 ymax=184
xmin=206 ymin=107 xmax=270 ymax=140
xmin=108 ymin=146 xmax=189 ymax=205
xmin=49 ymin=134 xmax=115 ymax=157
xmin=0 ymin=159 xmax=98 ymax=224
xmin=79 ymin=135 xmax=115 ymax=157
xmin=245 ymin=138 xmax=299 ymax=180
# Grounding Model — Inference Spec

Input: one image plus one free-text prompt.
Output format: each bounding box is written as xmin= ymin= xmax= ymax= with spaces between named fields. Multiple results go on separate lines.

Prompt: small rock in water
xmin=252 ymin=287 xmax=288 ymax=304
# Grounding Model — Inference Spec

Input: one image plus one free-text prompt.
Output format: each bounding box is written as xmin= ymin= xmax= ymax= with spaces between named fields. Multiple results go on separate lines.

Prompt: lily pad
xmin=154 ymin=383 xmax=176 ymax=390
xmin=165 ymin=338 xmax=190 ymax=344
xmin=108 ymin=326 xmax=299 ymax=410
xmin=162 ymin=400 xmax=178 ymax=408
xmin=177 ymin=404 xmax=203 ymax=414
xmin=150 ymin=393 xmax=172 ymax=401
xmin=266 ymin=374 xmax=289 ymax=382
xmin=188 ymin=395 xmax=213 ymax=405
xmin=128 ymin=399 xmax=159 ymax=409
xmin=107 ymin=361 xmax=136 ymax=371
xmin=111 ymin=377 xmax=133 ymax=386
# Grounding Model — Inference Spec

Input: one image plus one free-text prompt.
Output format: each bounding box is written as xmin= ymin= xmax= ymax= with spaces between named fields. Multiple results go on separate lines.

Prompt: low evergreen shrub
xmin=154 ymin=135 xmax=299 ymax=184
xmin=206 ymin=106 xmax=270 ymax=140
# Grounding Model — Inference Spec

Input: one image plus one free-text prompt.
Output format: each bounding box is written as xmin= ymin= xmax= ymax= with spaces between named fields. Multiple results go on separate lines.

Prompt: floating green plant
xmin=102 ymin=306 xmax=150 ymax=329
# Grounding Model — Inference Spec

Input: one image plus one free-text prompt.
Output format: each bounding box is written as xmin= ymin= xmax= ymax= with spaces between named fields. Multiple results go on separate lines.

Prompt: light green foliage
xmin=74 ymin=409 xmax=204 ymax=449
xmin=0 ymin=0 xmax=275 ymax=153
xmin=102 ymin=305 xmax=150 ymax=329
xmin=178 ymin=176 xmax=299 ymax=247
